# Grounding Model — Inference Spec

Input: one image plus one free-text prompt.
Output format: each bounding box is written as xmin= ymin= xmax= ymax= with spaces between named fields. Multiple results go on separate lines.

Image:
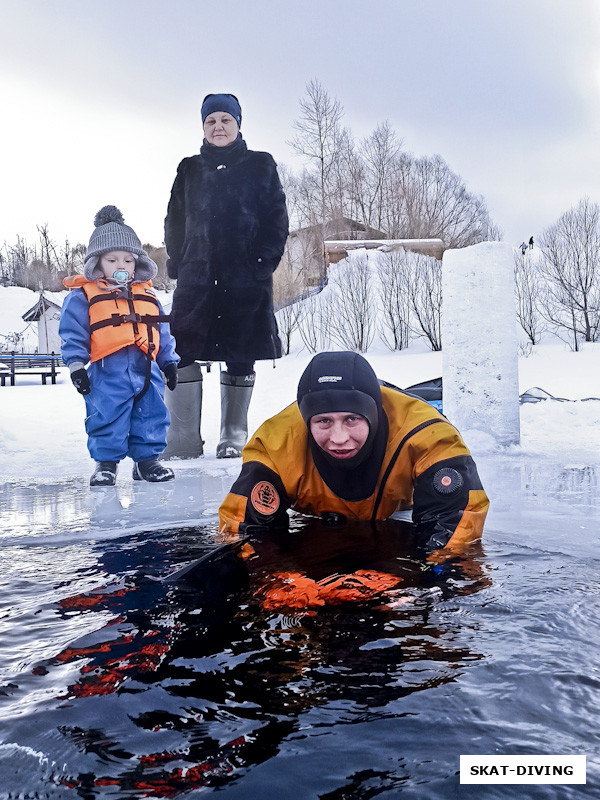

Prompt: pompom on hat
xmin=84 ymin=205 xmax=157 ymax=282
xmin=201 ymin=93 xmax=242 ymax=127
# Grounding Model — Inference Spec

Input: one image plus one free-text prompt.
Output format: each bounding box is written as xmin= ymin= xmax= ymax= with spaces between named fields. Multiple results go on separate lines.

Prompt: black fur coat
xmin=164 ymin=136 xmax=289 ymax=364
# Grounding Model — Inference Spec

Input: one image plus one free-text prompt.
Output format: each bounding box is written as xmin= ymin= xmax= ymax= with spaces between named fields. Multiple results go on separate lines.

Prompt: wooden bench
xmin=0 ymin=352 xmax=63 ymax=386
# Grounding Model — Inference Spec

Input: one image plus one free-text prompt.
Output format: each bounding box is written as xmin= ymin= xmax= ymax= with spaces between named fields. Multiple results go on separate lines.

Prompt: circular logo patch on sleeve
xmin=432 ymin=467 xmax=464 ymax=495
xmin=250 ymin=481 xmax=280 ymax=515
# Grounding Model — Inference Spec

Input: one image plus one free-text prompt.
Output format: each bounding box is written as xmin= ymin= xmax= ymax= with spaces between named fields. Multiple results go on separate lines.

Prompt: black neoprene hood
xmin=297 ymin=351 xmax=381 ymax=431
xmin=296 ymin=352 xmax=389 ymax=499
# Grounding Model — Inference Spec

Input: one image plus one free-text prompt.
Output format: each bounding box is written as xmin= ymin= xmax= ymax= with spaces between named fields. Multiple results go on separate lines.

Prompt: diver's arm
xmin=219 ymin=461 xmax=291 ymax=536
xmin=411 ymin=455 xmax=489 ymax=554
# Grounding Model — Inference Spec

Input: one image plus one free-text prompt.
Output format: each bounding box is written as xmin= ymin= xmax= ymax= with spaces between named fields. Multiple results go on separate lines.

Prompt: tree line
xmin=0 ymin=227 xmax=172 ymax=293
xmin=284 ymin=79 xmax=500 ymax=249
xmin=3 ymin=80 xmax=600 ymax=354
xmin=1 ymin=79 xmax=499 ymax=293
xmin=277 ymin=248 xmax=442 ymax=355
xmin=514 ymin=197 xmax=600 ymax=352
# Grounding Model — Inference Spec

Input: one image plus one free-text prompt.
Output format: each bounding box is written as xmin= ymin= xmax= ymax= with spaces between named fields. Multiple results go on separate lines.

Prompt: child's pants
xmin=83 ymin=348 xmax=170 ymax=462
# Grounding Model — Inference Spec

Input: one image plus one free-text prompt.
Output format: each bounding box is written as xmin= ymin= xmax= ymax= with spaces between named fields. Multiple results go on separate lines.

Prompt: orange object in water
xmin=259 ymin=569 xmax=403 ymax=610
xmin=261 ymin=571 xmax=325 ymax=609
xmin=316 ymin=570 xmax=403 ymax=604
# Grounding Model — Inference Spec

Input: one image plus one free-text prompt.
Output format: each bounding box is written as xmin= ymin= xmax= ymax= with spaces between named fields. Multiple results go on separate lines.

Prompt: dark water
xmin=1 ymin=458 xmax=599 ymax=799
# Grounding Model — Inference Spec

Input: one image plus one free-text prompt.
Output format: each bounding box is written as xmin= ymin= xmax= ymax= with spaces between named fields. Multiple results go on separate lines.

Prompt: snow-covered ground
xmin=3 ymin=320 xmax=600 ymax=481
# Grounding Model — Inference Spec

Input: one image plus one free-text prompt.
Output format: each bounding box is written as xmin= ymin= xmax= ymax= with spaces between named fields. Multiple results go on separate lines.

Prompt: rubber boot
xmin=90 ymin=461 xmax=118 ymax=487
xmin=162 ymin=362 xmax=203 ymax=460
xmin=216 ymin=372 xmax=255 ymax=458
xmin=133 ymin=459 xmax=174 ymax=482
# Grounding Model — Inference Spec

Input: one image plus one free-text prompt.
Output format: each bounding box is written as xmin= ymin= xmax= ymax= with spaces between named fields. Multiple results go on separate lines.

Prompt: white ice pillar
xmin=441 ymin=241 xmax=520 ymax=447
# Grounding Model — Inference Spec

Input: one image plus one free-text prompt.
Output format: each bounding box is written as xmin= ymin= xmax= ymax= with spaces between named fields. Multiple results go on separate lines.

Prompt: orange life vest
xmin=63 ymin=275 xmax=167 ymax=362
xmin=258 ymin=570 xmax=404 ymax=610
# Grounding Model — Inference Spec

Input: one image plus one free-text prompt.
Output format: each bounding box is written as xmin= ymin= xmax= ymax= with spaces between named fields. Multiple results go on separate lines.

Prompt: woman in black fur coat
xmin=163 ymin=93 xmax=289 ymax=459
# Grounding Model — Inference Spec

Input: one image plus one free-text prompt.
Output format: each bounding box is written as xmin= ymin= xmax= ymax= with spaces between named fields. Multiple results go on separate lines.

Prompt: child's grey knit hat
xmin=84 ymin=206 xmax=157 ymax=281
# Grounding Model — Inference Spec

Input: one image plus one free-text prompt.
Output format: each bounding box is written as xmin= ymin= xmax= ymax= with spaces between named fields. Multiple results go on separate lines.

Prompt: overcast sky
xmin=2 ymin=0 xmax=600 ymax=252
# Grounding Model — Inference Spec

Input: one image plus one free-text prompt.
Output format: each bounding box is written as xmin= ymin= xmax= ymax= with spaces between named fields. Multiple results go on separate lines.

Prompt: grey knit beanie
xmin=84 ymin=206 xmax=157 ymax=281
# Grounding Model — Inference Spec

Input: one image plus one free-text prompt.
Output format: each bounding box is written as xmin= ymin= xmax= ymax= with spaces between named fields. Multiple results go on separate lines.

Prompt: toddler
xmin=60 ymin=206 xmax=179 ymax=486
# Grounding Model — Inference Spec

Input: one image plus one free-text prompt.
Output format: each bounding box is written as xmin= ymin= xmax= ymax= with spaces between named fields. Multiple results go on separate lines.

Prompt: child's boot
xmin=90 ymin=461 xmax=118 ymax=486
xmin=133 ymin=459 xmax=175 ymax=482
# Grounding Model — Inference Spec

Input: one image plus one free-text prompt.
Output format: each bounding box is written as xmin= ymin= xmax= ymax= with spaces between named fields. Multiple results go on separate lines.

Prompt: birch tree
xmin=514 ymin=249 xmax=544 ymax=345
xmin=377 ymin=249 xmax=411 ymax=350
xmin=406 ymin=252 xmax=442 ymax=351
xmin=539 ymin=198 xmax=600 ymax=349
xmin=329 ymin=254 xmax=375 ymax=352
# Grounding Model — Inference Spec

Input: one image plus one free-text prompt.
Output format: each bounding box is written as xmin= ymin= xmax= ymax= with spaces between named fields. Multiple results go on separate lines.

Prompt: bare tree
xmin=539 ymin=198 xmax=600 ymax=349
xmin=277 ymin=163 xmax=303 ymax=230
xmin=37 ymin=224 xmax=60 ymax=274
xmin=143 ymin=244 xmax=174 ymax=290
xmin=276 ymin=301 xmax=303 ymax=355
xmin=277 ymin=223 xmax=325 ymax=293
xmin=329 ymin=254 xmax=375 ymax=352
xmin=59 ymin=240 xmax=86 ymax=277
xmin=283 ymin=82 xmax=500 ymax=300
xmin=377 ymin=249 xmax=411 ymax=350
xmin=406 ymin=252 xmax=442 ymax=351
xmin=298 ymin=289 xmax=333 ymax=353
xmin=513 ymin=249 xmax=545 ymax=345
xmin=48 ymin=230 xmax=86 ymax=289
xmin=288 ymin=79 xmax=345 ymax=226
xmin=387 ymin=153 xmax=496 ymax=247
xmin=0 ymin=250 xmax=7 ymax=285
xmin=8 ymin=236 xmax=37 ymax=289
xmin=354 ymin=122 xmax=403 ymax=234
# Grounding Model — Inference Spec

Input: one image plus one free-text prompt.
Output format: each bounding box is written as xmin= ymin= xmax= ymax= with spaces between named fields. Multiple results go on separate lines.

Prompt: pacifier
xmin=112 ymin=269 xmax=131 ymax=283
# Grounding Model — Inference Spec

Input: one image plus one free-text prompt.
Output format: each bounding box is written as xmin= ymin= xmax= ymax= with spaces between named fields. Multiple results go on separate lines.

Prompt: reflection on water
xmin=524 ymin=462 xmax=599 ymax=505
xmin=478 ymin=457 xmax=600 ymax=510
xmin=0 ymin=472 xmax=234 ymax=541
xmin=0 ymin=520 xmax=492 ymax=797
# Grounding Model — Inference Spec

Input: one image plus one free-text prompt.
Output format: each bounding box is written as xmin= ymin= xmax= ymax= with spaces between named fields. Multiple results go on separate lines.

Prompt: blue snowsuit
xmin=59 ymin=285 xmax=179 ymax=462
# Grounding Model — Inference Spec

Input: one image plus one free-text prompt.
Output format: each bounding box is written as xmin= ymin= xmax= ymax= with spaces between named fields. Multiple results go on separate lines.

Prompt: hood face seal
xmin=297 ymin=352 xmax=389 ymax=501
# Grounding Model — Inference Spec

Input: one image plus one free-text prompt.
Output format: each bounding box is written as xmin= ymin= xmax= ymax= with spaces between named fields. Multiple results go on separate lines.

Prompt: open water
xmin=0 ymin=454 xmax=598 ymax=799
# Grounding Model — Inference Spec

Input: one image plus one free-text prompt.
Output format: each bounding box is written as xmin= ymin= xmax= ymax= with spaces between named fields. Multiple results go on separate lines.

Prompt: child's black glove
xmin=164 ymin=363 xmax=178 ymax=391
xmin=71 ymin=368 xmax=91 ymax=395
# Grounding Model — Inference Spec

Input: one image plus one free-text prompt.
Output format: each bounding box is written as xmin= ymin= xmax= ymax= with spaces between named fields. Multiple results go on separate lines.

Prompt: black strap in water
xmin=157 ymin=538 xmax=248 ymax=583
xmin=370 ymin=418 xmax=445 ymax=522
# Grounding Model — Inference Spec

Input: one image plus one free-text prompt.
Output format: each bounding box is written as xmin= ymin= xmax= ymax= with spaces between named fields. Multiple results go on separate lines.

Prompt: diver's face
xmin=309 ymin=412 xmax=369 ymax=460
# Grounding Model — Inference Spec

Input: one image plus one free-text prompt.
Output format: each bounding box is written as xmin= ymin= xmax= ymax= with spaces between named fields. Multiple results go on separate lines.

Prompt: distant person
xmin=219 ymin=351 xmax=489 ymax=555
xmin=520 ymin=242 xmax=528 ymax=255
xmin=529 ymin=236 xmax=534 ymax=249
xmin=60 ymin=206 xmax=180 ymax=487
xmin=164 ymin=93 xmax=289 ymax=459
